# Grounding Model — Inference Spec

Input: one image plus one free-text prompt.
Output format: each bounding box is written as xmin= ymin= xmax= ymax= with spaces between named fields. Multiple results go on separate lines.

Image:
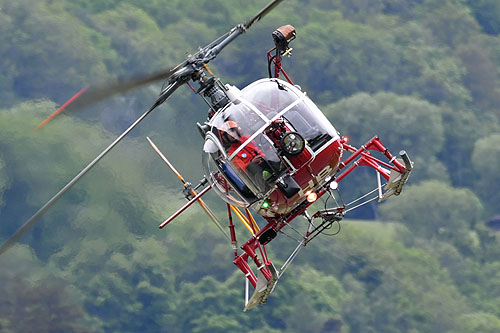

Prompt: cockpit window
xmin=282 ymin=99 xmax=337 ymax=151
xmin=212 ymin=103 xmax=266 ymax=155
xmin=226 ymin=133 xmax=282 ymax=194
xmin=240 ymin=80 xmax=298 ymax=118
xmin=204 ymin=78 xmax=339 ymax=202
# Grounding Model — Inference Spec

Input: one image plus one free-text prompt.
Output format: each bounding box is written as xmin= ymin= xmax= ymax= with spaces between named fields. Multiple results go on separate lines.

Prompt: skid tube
xmin=233 ymin=136 xmax=412 ymax=310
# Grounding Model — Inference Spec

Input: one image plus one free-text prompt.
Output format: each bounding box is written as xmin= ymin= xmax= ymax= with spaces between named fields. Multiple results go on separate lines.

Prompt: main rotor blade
xmin=3 ymin=1 xmax=286 ymax=255
xmin=37 ymin=1 xmax=284 ymax=130
xmin=37 ymin=64 xmax=184 ymax=129
xmin=244 ymin=0 xmax=284 ymax=30
xmin=203 ymin=0 xmax=284 ymax=61
xmin=0 ymin=80 xmax=184 ymax=256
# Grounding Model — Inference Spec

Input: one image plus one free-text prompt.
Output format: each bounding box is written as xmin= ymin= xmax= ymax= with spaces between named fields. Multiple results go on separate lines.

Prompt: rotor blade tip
xmin=35 ymin=86 xmax=89 ymax=130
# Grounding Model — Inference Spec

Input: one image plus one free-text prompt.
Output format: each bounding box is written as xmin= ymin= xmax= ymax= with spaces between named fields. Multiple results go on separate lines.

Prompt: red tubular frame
xmin=153 ymin=42 xmax=410 ymax=302
xmin=159 ymin=186 xmax=212 ymax=228
xmin=232 ymin=136 xmax=408 ymax=289
xmin=267 ymin=49 xmax=294 ymax=84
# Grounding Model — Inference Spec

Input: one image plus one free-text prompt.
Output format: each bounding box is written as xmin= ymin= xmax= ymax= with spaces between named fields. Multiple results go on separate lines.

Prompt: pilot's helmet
xmin=221 ymin=120 xmax=242 ymax=144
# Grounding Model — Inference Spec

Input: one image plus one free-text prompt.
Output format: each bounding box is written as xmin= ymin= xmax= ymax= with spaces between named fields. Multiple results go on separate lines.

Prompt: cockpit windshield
xmin=240 ymin=80 xmax=297 ymax=119
xmin=203 ymin=79 xmax=339 ymax=207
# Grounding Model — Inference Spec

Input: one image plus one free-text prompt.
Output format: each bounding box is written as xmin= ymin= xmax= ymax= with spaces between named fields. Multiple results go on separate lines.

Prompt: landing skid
xmin=244 ymin=263 xmax=279 ymax=311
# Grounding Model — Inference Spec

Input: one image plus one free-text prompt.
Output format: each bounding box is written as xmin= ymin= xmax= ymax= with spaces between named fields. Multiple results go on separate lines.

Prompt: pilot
xmin=221 ymin=121 xmax=262 ymax=168
xmin=220 ymin=120 xmax=272 ymax=187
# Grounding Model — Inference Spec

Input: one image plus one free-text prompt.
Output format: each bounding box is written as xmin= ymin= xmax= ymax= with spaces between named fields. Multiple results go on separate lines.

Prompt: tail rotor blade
xmin=147 ymin=137 xmax=229 ymax=238
xmin=146 ymin=137 xmax=186 ymax=184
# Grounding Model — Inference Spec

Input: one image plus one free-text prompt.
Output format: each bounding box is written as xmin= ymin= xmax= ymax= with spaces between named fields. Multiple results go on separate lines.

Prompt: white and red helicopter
xmin=0 ymin=0 xmax=412 ymax=311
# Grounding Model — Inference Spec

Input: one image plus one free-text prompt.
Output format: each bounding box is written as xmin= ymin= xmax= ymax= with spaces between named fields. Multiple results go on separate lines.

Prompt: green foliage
xmin=324 ymin=92 xmax=448 ymax=184
xmin=91 ymin=3 xmax=167 ymax=74
xmin=291 ymin=221 xmax=471 ymax=332
xmin=471 ymin=134 xmax=500 ymax=215
xmin=73 ymin=238 xmax=179 ymax=332
xmin=456 ymin=41 xmax=500 ymax=109
xmin=0 ymin=0 xmax=118 ymax=105
xmin=455 ymin=260 xmax=500 ymax=317
xmin=456 ymin=312 xmax=500 ymax=333
xmin=0 ymin=100 xmax=182 ymax=258
xmin=0 ymin=247 xmax=101 ymax=332
xmin=290 ymin=10 xmax=402 ymax=103
xmin=1 ymin=0 xmax=500 ymax=331
xmin=271 ymin=268 xmax=346 ymax=332
xmin=418 ymin=0 xmax=480 ymax=48
xmin=438 ymin=105 xmax=500 ymax=187
xmin=466 ymin=0 xmax=500 ymax=35
xmin=125 ymin=0 xmax=184 ymax=27
xmin=0 ymin=157 xmax=8 ymax=211
xmin=380 ymin=180 xmax=483 ymax=253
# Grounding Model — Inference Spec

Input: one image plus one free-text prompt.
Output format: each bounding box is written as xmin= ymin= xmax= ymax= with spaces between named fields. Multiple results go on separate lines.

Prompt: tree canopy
xmin=1 ymin=0 xmax=500 ymax=331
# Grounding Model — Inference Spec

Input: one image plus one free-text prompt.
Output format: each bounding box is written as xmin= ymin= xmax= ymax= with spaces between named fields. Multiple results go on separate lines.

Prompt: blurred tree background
xmin=1 ymin=0 xmax=500 ymax=331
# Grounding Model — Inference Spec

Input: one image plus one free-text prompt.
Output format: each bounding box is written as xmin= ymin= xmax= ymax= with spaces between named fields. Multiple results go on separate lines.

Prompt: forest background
xmin=1 ymin=0 xmax=500 ymax=332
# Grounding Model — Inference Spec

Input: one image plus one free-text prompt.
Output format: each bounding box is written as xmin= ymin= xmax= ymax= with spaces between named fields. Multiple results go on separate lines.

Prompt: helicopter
xmin=0 ymin=0 xmax=412 ymax=311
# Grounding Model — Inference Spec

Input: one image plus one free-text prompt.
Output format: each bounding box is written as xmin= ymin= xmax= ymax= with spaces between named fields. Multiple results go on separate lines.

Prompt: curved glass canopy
xmin=203 ymin=78 xmax=339 ymax=207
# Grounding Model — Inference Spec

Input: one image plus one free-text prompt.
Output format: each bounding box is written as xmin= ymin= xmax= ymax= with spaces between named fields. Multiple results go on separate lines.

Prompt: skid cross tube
xmin=159 ymin=186 xmax=212 ymax=228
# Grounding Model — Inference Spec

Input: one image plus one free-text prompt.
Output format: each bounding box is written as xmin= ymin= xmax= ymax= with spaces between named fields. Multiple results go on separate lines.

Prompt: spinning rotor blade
xmin=200 ymin=0 xmax=285 ymax=61
xmin=0 ymin=0 xmax=285 ymax=256
xmin=37 ymin=65 xmax=184 ymax=129
xmin=0 ymin=80 xmax=185 ymax=256
xmin=37 ymin=0 xmax=285 ymax=130
xmin=244 ymin=0 xmax=284 ymax=30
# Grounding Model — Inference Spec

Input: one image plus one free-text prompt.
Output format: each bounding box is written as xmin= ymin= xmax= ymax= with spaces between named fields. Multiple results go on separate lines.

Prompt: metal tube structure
xmin=0 ymin=80 xmax=184 ymax=256
xmin=159 ymin=186 xmax=212 ymax=228
xmin=147 ymin=137 xmax=228 ymax=237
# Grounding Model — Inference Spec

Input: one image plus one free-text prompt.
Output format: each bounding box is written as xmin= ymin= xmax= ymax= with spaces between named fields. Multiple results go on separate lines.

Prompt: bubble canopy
xmin=203 ymin=78 xmax=339 ymax=207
